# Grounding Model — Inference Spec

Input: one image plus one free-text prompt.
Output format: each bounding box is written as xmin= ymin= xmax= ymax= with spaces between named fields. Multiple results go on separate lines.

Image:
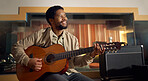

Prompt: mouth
xmin=61 ymin=21 xmax=67 ymax=24
xmin=61 ymin=21 xmax=67 ymax=26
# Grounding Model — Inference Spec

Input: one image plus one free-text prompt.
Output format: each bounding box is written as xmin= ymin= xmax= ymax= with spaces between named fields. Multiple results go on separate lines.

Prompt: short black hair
xmin=46 ymin=5 xmax=64 ymax=25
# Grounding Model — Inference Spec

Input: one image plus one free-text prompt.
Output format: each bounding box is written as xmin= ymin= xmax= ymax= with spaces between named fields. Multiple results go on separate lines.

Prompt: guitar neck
xmin=47 ymin=42 xmax=121 ymax=62
xmin=53 ymin=46 xmax=94 ymax=60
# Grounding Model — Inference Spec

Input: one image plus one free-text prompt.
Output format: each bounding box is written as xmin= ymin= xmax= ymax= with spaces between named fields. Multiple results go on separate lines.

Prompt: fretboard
xmin=53 ymin=46 xmax=94 ymax=61
xmin=46 ymin=42 xmax=121 ymax=62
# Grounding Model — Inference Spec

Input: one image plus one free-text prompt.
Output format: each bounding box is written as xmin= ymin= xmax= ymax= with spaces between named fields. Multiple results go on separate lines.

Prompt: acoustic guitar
xmin=16 ymin=42 xmax=121 ymax=81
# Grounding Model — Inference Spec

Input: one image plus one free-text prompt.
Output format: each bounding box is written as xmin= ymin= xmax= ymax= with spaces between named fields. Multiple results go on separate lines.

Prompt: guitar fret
xmin=73 ymin=51 xmax=75 ymax=57
xmin=54 ymin=46 xmax=98 ymax=61
xmin=62 ymin=53 xmax=64 ymax=59
xmin=66 ymin=52 xmax=68 ymax=58
xmin=68 ymin=51 xmax=71 ymax=58
xmin=58 ymin=54 xmax=61 ymax=60
xmin=60 ymin=53 xmax=62 ymax=59
xmin=61 ymin=53 xmax=63 ymax=59
xmin=83 ymin=49 xmax=85 ymax=54
xmin=71 ymin=51 xmax=73 ymax=57
xmin=70 ymin=51 xmax=72 ymax=58
xmin=81 ymin=49 xmax=84 ymax=54
xmin=76 ymin=50 xmax=79 ymax=56
xmin=62 ymin=53 xmax=65 ymax=59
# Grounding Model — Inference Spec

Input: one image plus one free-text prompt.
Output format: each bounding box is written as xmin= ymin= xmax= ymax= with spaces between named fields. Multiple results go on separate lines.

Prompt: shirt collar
xmin=50 ymin=28 xmax=65 ymax=40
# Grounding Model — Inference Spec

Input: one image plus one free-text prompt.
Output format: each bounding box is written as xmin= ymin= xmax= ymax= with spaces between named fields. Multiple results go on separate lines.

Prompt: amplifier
xmin=99 ymin=45 xmax=145 ymax=79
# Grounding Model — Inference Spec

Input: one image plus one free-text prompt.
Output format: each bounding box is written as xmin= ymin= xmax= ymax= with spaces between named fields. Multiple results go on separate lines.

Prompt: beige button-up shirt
xmin=11 ymin=27 xmax=93 ymax=74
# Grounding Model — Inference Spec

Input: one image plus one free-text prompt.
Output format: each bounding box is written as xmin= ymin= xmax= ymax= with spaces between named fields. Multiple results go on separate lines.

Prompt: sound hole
xmin=46 ymin=54 xmax=55 ymax=63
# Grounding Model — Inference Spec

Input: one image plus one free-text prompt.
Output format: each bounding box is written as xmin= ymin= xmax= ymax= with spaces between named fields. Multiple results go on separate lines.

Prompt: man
xmin=12 ymin=5 xmax=104 ymax=81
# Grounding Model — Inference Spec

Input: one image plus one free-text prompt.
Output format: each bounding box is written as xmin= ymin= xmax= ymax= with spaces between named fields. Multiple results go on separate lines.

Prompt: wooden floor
xmin=0 ymin=74 xmax=18 ymax=81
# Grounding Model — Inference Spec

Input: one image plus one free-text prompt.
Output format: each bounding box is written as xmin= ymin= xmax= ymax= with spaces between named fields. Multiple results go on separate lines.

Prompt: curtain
xmin=67 ymin=24 xmax=120 ymax=48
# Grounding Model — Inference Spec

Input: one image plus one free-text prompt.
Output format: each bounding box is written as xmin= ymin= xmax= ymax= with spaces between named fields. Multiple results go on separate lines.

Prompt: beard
xmin=56 ymin=24 xmax=67 ymax=30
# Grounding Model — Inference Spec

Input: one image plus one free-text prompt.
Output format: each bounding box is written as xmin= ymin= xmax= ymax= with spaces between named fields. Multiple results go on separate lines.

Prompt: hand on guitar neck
xmin=90 ymin=43 xmax=105 ymax=58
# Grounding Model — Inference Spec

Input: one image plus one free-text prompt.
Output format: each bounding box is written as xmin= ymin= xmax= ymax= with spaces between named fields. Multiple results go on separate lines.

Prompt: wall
xmin=0 ymin=0 xmax=148 ymax=15
xmin=134 ymin=21 xmax=148 ymax=62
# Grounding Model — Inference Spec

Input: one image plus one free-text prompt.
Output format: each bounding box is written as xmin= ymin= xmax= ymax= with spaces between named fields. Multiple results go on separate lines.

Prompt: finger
xmin=36 ymin=62 xmax=42 ymax=65
xmin=94 ymin=44 xmax=99 ymax=51
xmin=37 ymin=58 xmax=42 ymax=62
xmin=95 ymin=43 xmax=99 ymax=50
xmin=96 ymin=44 xmax=100 ymax=49
xmin=35 ymin=64 xmax=42 ymax=67
xmin=35 ymin=67 xmax=42 ymax=71
xmin=99 ymin=44 xmax=103 ymax=51
xmin=34 ymin=59 xmax=42 ymax=65
xmin=100 ymin=47 xmax=105 ymax=54
xmin=94 ymin=43 xmax=97 ymax=48
xmin=35 ymin=64 xmax=42 ymax=70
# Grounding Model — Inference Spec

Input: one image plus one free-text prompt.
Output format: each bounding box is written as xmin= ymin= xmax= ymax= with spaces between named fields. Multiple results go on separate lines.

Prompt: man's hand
xmin=27 ymin=58 xmax=42 ymax=71
xmin=90 ymin=43 xmax=105 ymax=58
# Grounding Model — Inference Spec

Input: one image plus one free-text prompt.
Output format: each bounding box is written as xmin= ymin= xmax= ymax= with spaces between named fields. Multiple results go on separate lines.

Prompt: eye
xmin=55 ymin=13 xmax=67 ymax=20
xmin=60 ymin=13 xmax=67 ymax=18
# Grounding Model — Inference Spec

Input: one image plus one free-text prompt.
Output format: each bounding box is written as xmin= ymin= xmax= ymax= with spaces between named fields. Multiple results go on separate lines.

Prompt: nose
xmin=64 ymin=17 xmax=68 ymax=21
xmin=62 ymin=15 xmax=68 ymax=21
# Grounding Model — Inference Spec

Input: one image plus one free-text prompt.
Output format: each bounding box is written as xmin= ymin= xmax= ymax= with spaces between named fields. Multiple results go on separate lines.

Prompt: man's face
xmin=52 ymin=9 xmax=68 ymax=30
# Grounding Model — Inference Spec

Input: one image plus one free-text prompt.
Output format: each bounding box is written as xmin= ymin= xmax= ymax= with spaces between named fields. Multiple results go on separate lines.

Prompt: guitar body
xmin=16 ymin=44 xmax=69 ymax=81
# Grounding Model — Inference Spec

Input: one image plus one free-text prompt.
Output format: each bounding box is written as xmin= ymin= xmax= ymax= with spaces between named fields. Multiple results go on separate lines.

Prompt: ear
xmin=49 ymin=18 xmax=54 ymax=24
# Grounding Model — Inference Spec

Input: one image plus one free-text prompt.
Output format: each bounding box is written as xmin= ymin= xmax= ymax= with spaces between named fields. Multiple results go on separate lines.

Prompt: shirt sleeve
xmin=11 ymin=32 xmax=38 ymax=66
xmin=72 ymin=37 xmax=94 ymax=67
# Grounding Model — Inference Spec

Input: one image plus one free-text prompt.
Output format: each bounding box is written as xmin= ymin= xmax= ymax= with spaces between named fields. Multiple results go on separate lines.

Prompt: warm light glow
xmin=119 ymin=31 xmax=127 ymax=43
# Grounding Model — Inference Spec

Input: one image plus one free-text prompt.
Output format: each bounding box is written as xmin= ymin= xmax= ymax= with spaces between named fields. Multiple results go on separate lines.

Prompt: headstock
xmin=94 ymin=42 xmax=121 ymax=53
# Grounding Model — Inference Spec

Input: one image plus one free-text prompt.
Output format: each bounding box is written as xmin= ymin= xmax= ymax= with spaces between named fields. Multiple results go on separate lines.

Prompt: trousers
xmin=36 ymin=72 xmax=94 ymax=81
